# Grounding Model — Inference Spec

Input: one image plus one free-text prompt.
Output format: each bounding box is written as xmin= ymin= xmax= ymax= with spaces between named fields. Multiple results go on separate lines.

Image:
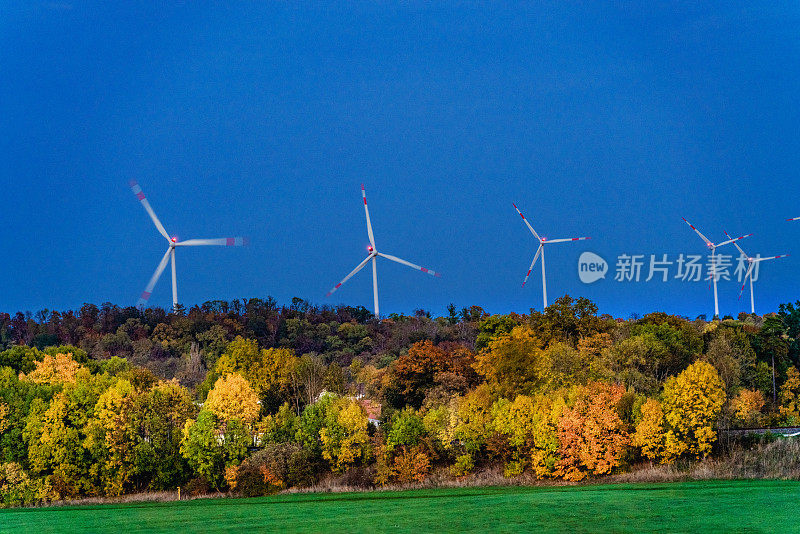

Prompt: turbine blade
xmin=787 ymin=217 xmax=800 ymax=221
xmin=137 ymin=248 xmax=172 ymax=308
xmin=716 ymin=233 xmax=753 ymax=248
xmin=544 ymin=237 xmax=591 ymax=244
xmin=739 ymin=262 xmax=756 ymax=299
xmin=682 ymin=217 xmax=712 ymax=247
xmin=362 ymin=184 xmax=376 ymax=248
xmin=175 ymin=238 xmax=248 ymax=247
xmin=512 ymin=203 xmax=541 ymax=241
xmin=522 ymin=245 xmax=543 ymax=288
xmin=326 ymin=255 xmax=373 ymax=297
xmin=753 ymin=254 xmax=790 ymax=262
xmin=724 ymin=231 xmax=748 ymax=258
xmin=376 ymin=252 xmax=441 ymax=277
xmin=129 ymin=180 xmax=171 ymax=241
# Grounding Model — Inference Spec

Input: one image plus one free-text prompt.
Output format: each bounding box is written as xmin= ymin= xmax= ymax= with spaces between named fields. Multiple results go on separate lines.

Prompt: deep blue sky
xmin=2 ymin=2 xmax=800 ymax=318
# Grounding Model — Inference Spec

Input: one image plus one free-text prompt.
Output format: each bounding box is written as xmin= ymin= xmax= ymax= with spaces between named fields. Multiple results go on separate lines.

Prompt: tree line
xmin=2 ymin=296 xmax=800 ymax=505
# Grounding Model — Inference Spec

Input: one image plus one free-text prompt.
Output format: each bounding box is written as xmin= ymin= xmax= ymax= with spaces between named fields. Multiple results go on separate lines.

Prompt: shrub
xmin=234 ymin=443 xmax=315 ymax=496
xmin=451 ymin=454 xmax=474 ymax=477
xmin=391 ymin=446 xmax=430 ymax=483
xmin=340 ymin=465 xmax=376 ymax=489
xmin=184 ymin=476 xmax=212 ymax=496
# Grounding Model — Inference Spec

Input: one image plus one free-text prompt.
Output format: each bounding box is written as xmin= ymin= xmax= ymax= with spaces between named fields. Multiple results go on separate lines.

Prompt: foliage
xmin=391 ymin=446 xmax=430 ymax=483
xmin=234 ymin=443 xmax=314 ymax=496
xmin=554 ymin=382 xmax=629 ymax=481
xmin=661 ymin=361 xmax=726 ymax=461
xmin=0 ymin=296 xmax=798 ymax=500
xmin=319 ymin=398 xmax=370 ymax=473
xmin=179 ymin=410 xmax=249 ymax=489
xmin=778 ymin=366 xmax=800 ymax=424
xmin=386 ymin=408 xmax=426 ymax=452
xmin=632 ymin=398 xmax=666 ymax=462
xmin=0 ymin=462 xmax=52 ymax=507
xmin=19 ymin=353 xmax=82 ymax=385
xmin=204 ymin=373 xmax=261 ymax=425
xmin=473 ymin=326 xmax=544 ymax=397
xmin=730 ymin=389 xmax=765 ymax=428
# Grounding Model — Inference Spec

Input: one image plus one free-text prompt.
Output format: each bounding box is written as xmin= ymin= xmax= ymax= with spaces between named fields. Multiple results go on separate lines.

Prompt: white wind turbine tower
xmin=682 ymin=218 xmax=751 ymax=319
xmin=725 ymin=231 xmax=789 ymax=314
xmin=325 ymin=184 xmax=440 ymax=317
xmin=512 ymin=203 xmax=590 ymax=309
xmin=129 ymin=180 xmax=247 ymax=310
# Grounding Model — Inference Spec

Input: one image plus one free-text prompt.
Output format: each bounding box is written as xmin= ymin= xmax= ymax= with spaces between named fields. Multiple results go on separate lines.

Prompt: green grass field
xmin=1 ymin=480 xmax=798 ymax=533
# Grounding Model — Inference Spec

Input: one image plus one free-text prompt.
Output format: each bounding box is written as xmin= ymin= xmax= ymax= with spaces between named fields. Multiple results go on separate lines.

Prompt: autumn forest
xmin=1 ymin=295 xmax=800 ymax=506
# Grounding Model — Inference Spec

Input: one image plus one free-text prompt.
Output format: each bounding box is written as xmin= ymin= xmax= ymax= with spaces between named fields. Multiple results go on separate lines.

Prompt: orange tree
xmin=555 ymin=382 xmax=629 ymax=481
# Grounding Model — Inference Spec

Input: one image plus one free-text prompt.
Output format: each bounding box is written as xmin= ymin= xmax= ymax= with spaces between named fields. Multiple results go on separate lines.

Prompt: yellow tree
xmin=528 ymin=393 xmax=564 ymax=478
xmin=730 ymin=389 xmax=765 ymax=427
xmin=779 ymin=366 xmax=800 ymax=423
xmin=451 ymin=385 xmax=496 ymax=455
xmin=215 ymin=337 xmax=297 ymax=406
xmin=661 ymin=361 xmax=725 ymax=461
xmin=19 ymin=353 xmax=82 ymax=385
xmin=84 ymin=379 xmax=136 ymax=496
xmin=632 ymin=398 xmax=666 ymax=462
xmin=319 ymin=398 xmax=369 ymax=473
xmin=491 ymin=394 xmax=537 ymax=476
xmin=204 ymin=373 xmax=261 ymax=425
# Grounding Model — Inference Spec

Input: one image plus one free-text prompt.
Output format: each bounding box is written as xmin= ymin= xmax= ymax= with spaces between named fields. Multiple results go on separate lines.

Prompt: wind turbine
xmin=325 ymin=184 xmax=440 ymax=317
xmin=512 ymin=203 xmax=590 ymax=309
xmin=682 ymin=218 xmax=751 ymax=319
xmin=129 ymin=180 xmax=247 ymax=310
xmin=725 ymin=231 xmax=789 ymax=314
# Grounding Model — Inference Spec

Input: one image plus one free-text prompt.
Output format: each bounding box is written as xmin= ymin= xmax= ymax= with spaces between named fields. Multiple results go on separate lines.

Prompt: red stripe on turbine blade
xmin=335 ymin=283 xmax=342 ymax=288
xmin=226 ymin=238 xmax=235 ymax=246
xmin=325 ymin=292 xmax=333 ymax=297
xmin=363 ymin=198 xmax=367 ymax=205
xmin=136 ymin=192 xmax=145 ymax=200
xmin=434 ymin=272 xmax=441 ymax=277
xmin=421 ymin=267 xmax=428 ymax=273
xmin=129 ymin=180 xmax=139 ymax=188
xmin=140 ymin=291 xmax=151 ymax=300
xmin=527 ymin=269 xmax=532 ymax=275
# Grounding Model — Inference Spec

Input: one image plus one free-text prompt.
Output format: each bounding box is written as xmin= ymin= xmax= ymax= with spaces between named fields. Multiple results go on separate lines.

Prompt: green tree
xmin=180 ymin=410 xmax=249 ymax=489
xmin=386 ymin=408 xmax=426 ymax=452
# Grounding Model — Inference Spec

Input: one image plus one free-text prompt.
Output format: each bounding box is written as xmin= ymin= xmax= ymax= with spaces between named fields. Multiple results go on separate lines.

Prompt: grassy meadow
xmin=1 ymin=480 xmax=797 ymax=533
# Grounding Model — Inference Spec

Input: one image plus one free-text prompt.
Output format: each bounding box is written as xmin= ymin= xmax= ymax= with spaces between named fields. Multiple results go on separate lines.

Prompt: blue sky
xmin=2 ymin=2 xmax=800 ymax=318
